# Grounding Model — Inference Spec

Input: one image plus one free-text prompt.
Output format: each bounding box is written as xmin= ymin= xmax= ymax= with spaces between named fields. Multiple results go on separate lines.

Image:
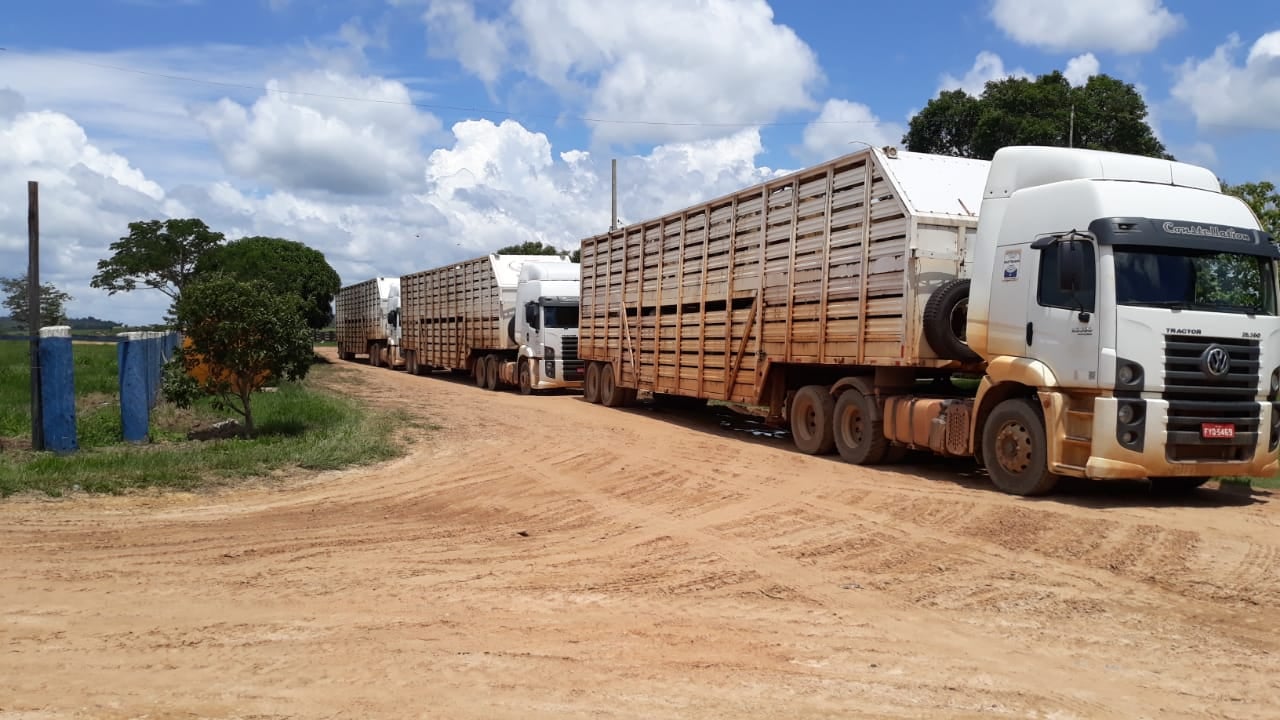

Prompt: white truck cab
xmin=512 ymin=260 xmax=584 ymax=390
xmin=967 ymin=146 xmax=1280 ymax=492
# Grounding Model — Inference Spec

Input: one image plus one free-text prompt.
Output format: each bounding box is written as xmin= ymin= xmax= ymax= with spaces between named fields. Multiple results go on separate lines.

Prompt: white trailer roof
xmin=874 ymin=148 xmax=990 ymax=220
xmin=488 ymin=253 xmax=572 ymax=289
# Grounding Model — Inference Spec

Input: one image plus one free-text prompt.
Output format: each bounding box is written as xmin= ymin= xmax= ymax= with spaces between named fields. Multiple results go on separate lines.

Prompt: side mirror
xmin=1058 ymin=239 xmax=1086 ymax=293
xmin=525 ymin=302 xmax=539 ymax=328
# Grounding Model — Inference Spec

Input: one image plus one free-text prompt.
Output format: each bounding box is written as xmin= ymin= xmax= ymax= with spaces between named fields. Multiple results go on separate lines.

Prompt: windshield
xmin=543 ymin=305 xmax=579 ymax=329
xmin=1114 ymin=245 xmax=1278 ymax=315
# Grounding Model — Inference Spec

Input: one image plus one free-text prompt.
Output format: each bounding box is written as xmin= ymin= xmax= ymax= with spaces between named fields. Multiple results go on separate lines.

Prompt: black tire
xmin=832 ymin=387 xmax=887 ymax=464
xmin=405 ymin=351 xmax=417 ymax=375
xmin=473 ymin=357 xmax=486 ymax=387
xmin=584 ymin=362 xmax=601 ymax=403
xmin=600 ymin=364 xmax=626 ymax=407
xmin=507 ymin=316 xmax=517 ymax=345
xmin=518 ymin=359 xmax=534 ymax=395
xmin=923 ymin=278 xmax=981 ymax=362
xmin=981 ymin=397 xmax=1060 ymax=496
xmin=484 ymin=355 xmax=500 ymax=390
xmin=790 ymin=385 xmax=836 ymax=455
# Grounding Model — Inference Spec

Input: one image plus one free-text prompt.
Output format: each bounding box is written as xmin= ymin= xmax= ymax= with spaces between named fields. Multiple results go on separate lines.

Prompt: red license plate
xmin=1201 ymin=423 xmax=1236 ymax=439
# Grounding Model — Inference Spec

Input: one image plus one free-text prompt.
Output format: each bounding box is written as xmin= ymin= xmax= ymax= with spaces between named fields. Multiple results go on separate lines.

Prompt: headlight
xmin=1119 ymin=365 xmax=1136 ymax=384
xmin=1118 ymin=404 xmax=1135 ymax=424
xmin=1270 ymin=367 xmax=1279 ymax=395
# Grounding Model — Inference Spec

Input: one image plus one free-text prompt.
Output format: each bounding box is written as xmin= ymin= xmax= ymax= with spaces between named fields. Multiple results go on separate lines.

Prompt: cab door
xmin=1025 ymin=235 xmax=1101 ymax=389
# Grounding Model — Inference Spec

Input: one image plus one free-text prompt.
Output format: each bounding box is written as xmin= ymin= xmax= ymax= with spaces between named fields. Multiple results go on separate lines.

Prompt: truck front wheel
xmin=790 ymin=385 xmax=835 ymax=455
xmin=982 ymin=398 xmax=1060 ymax=496
xmin=833 ymin=388 xmax=887 ymax=464
xmin=519 ymin=359 xmax=534 ymax=395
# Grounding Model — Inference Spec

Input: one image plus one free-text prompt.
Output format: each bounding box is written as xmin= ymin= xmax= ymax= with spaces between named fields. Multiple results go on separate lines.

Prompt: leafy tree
xmin=91 ymin=218 xmax=225 ymax=302
xmin=194 ymin=236 xmax=341 ymax=329
xmin=905 ymin=71 xmax=1169 ymax=161
xmin=497 ymin=241 xmax=563 ymax=255
xmin=165 ymin=274 xmax=314 ymax=437
xmin=497 ymin=240 xmax=581 ymax=263
xmin=901 ymin=89 xmax=981 ymax=158
xmin=0 ymin=273 xmax=72 ymax=332
xmin=1223 ymin=181 xmax=1280 ymax=238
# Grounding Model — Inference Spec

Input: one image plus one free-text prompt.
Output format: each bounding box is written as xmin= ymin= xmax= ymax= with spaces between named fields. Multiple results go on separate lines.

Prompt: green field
xmin=0 ymin=341 xmax=414 ymax=497
xmin=0 ymin=340 xmax=122 ymax=447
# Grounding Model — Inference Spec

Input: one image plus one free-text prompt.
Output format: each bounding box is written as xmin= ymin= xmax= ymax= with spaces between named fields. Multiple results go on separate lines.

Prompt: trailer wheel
xmin=518 ymin=359 xmax=534 ymax=395
xmin=404 ymin=351 xmax=416 ymax=375
xmin=832 ymin=388 xmax=887 ymax=464
xmin=600 ymin=364 xmax=626 ymax=407
xmin=981 ymin=397 xmax=1060 ymax=496
xmin=473 ymin=358 xmax=486 ymax=387
xmin=369 ymin=343 xmax=382 ymax=368
xmin=790 ymin=385 xmax=836 ymax=455
xmin=923 ymin=278 xmax=981 ymax=362
xmin=484 ymin=354 xmax=500 ymax=391
xmin=584 ymin=363 xmax=602 ymax=403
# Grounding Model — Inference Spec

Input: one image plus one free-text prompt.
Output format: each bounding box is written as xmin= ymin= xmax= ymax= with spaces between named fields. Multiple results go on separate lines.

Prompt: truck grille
xmin=1163 ymin=335 xmax=1261 ymax=462
xmin=561 ymin=335 xmax=579 ymax=362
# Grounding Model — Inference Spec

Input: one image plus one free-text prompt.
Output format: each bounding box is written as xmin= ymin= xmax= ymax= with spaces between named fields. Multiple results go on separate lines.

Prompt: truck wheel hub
xmin=995 ymin=422 xmax=1032 ymax=473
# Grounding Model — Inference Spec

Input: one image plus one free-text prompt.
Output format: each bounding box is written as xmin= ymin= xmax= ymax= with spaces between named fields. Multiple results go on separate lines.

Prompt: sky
xmin=1 ymin=0 xmax=1278 ymax=326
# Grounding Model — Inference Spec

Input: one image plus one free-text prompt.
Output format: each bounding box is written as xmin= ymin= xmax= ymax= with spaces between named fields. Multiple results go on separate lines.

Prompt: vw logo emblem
xmin=1200 ymin=345 xmax=1232 ymax=378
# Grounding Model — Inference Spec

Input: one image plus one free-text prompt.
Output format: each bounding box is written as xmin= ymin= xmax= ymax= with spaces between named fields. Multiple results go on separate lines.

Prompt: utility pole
xmin=610 ymin=158 xmax=618 ymax=231
xmin=28 ymin=180 xmax=43 ymax=451
xmin=1069 ymin=104 xmax=1075 ymax=149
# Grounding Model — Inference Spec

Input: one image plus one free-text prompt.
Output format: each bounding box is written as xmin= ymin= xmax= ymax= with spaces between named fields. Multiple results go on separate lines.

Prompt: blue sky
xmin=1 ymin=0 xmax=1278 ymax=325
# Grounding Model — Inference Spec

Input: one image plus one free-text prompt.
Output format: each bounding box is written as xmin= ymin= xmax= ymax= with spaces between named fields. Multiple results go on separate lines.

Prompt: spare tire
xmin=923 ymin=278 xmax=981 ymax=362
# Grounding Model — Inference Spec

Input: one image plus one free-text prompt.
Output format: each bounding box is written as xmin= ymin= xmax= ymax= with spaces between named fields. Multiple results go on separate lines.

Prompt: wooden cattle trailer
xmin=335 ymin=277 xmax=400 ymax=367
xmin=399 ymin=254 xmax=573 ymax=385
xmin=578 ymin=146 xmax=990 ymax=422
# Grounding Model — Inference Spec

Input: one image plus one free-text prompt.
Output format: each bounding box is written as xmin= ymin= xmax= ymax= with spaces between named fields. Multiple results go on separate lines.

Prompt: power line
xmin=0 ymin=46 xmax=887 ymax=129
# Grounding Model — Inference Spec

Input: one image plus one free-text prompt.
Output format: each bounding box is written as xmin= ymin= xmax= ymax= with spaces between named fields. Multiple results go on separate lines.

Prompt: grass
xmin=0 ymin=358 xmax=415 ymax=498
xmin=0 ymin=340 xmax=122 ymax=448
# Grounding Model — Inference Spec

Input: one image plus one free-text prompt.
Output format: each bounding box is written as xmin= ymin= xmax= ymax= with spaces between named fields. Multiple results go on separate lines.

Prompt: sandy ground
xmin=2 ymin=347 xmax=1279 ymax=719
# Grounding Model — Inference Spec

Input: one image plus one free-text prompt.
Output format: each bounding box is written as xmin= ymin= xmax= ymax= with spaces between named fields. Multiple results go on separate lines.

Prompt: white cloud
xmin=939 ymin=51 xmax=1031 ymax=96
xmin=420 ymin=0 xmax=824 ymax=145
xmin=1176 ymin=141 xmax=1219 ymax=170
xmin=801 ymin=99 xmax=903 ymax=160
xmin=0 ymin=103 xmax=177 ymax=323
xmin=0 ymin=88 xmax=791 ymax=325
xmin=422 ymin=0 xmax=511 ymax=89
xmin=194 ymin=69 xmax=443 ymax=195
xmin=1064 ymin=53 xmax=1100 ymax=86
xmin=1170 ymin=31 xmax=1280 ymax=131
xmin=990 ymin=0 xmax=1183 ymax=53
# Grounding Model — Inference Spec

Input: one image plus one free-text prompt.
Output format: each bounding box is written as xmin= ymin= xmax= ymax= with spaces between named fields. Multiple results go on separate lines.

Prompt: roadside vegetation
xmin=0 ymin=342 xmax=414 ymax=497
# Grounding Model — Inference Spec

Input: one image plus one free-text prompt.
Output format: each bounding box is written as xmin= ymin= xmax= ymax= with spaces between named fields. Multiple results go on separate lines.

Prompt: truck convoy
xmin=334 ymin=276 xmax=401 ymax=368
xmin=576 ymin=144 xmax=1280 ymax=495
xmin=397 ymin=253 xmax=583 ymax=394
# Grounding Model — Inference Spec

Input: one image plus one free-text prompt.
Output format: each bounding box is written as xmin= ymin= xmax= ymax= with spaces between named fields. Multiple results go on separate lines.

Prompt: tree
xmin=194 ymin=236 xmax=341 ymax=329
xmin=1223 ymin=181 xmax=1280 ymax=238
xmin=166 ymin=274 xmax=314 ymax=437
xmin=91 ymin=218 xmax=225 ymax=301
xmin=496 ymin=241 xmax=563 ymax=255
xmin=904 ymin=71 xmax=1169 ymax=161
xmin=0 ymin=273 xmax=72 ymax=332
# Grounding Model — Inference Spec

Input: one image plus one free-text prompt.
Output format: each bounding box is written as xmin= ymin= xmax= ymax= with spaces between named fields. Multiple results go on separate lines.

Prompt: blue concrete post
xmin=37 ymin=326 xmax=77 ymax=453
xmin=118 ymin=332 xmax=150 ymax=443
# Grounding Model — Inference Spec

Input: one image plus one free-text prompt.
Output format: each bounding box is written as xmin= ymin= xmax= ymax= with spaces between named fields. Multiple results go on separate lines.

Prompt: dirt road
xmin=3 ymin=348 xmax=1278 ymax=719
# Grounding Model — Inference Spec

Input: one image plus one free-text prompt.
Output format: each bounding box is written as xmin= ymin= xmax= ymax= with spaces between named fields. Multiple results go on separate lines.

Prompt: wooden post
xmin=28 ymin=180 xmax=43 ymax=451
